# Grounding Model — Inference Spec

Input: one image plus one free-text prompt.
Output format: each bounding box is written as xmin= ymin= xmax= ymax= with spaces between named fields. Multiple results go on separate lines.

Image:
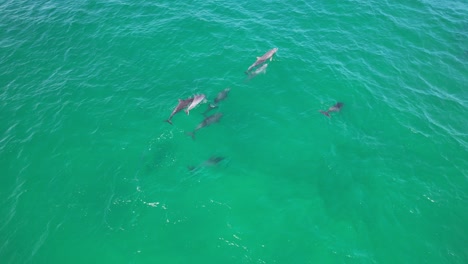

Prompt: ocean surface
xmin=1 ymin=0 xmax=467 ymax=263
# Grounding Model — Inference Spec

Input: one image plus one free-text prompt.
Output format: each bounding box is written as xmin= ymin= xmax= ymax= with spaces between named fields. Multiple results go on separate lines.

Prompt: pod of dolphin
xmin=165 ymin=48 xmax=344 ymax=142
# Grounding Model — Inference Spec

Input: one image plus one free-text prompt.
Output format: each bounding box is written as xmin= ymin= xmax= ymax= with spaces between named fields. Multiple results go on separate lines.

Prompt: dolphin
xmin=165 ymin=97 xmax=194 ymax=124
xmin=247 ymin=63 xmax=268 ymax=79
xmin=245 ymin=48 xmax=278 ymax=73
xmin=320 ymin=102 xmax=344 ymax=117
xmin=213 ymin=88 xmax=230 ymax=105
xmin=203 ymin=88 xmax=231 ymax=115
xmin=187 ymin=113 xmax=223 ymax=139
xmin=204 ymin=156 xmax=225 ymax=165
xmin=187 ymin=156 xmax=225 ymax=171
xmin=185 ymin=94 xmax=206 ymax=115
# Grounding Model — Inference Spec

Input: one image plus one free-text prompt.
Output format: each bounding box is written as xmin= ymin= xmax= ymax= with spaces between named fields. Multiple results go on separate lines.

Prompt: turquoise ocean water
xmin=1 ymin=0 xmax=467 ymax=263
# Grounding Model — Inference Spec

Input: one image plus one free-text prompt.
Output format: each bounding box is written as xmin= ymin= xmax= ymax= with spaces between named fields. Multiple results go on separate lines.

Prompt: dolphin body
xmin=188 ymin=156 xmax=225 ymax=171
xmin=245 ymin=48 xmax=278 ymax=73
xmin=204 ymin=88 xmax=231 ymax=115
xmin=185 ymin=94 xmax=206 ymax=115
xmin=213 ymin=88 xmax=230 ymax=105
xmin=165 ymin=97 xmax=194 ymax=124
xmin=247 ymin=63 xmax=268 ymax=80
xmin=187 ymin=113 xmax=223 ymax=139
xmin=320 ymin=102 xmax=344 ymax=117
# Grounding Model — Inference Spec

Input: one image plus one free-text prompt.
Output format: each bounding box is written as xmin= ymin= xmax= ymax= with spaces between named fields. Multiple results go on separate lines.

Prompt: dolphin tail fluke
xmin=165 ymin=119 xmax=173 ymax=125
xmin=320 ymin=110 xmax=330 ymax=117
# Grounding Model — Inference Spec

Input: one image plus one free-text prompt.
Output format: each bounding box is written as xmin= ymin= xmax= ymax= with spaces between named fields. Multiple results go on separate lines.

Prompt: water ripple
xmin=0 ymin=0 xmax=467 ymax=263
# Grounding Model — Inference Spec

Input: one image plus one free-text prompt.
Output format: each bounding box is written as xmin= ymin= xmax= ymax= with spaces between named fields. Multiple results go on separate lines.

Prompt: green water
xmin=1 ymin=0 xmax=467 ymax=263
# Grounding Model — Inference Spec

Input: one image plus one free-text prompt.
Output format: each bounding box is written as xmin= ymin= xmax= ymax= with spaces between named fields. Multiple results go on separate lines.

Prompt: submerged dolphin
xmin=187 ymin=156 xmax=225 ymax=171
xmin=212 ymin=88 xmax=230 ymax=105
xmin=245 ymin=48 xmax=278 ymax=73
xmin=187 ymin=113 xmax=223 ymax=139
xmin=320 ymin=102 xmax=344 ymax=117
xmin=247 ymin=63 xmax=268 ymax=79
xmin=165 ymin=97 xmax=194 ymax=124
xmin=185 ymin=94 xmax=206 ymax=115
xmin=203 ymin=88 xmax=230 ymax=115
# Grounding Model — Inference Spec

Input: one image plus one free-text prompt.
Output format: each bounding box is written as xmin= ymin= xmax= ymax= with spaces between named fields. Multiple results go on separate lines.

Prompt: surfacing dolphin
xmin=165 ymin=97 xmax=194 ymax=124
xmin=185 ymin=94 xmax=206 ymax=115
xmin=245 ymin=48 xmax=278 ymax=73
xmin=320 ymin=102 xmax=343 ymax=117
xmin=187 ymin=113 xmax=223 ymax=140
